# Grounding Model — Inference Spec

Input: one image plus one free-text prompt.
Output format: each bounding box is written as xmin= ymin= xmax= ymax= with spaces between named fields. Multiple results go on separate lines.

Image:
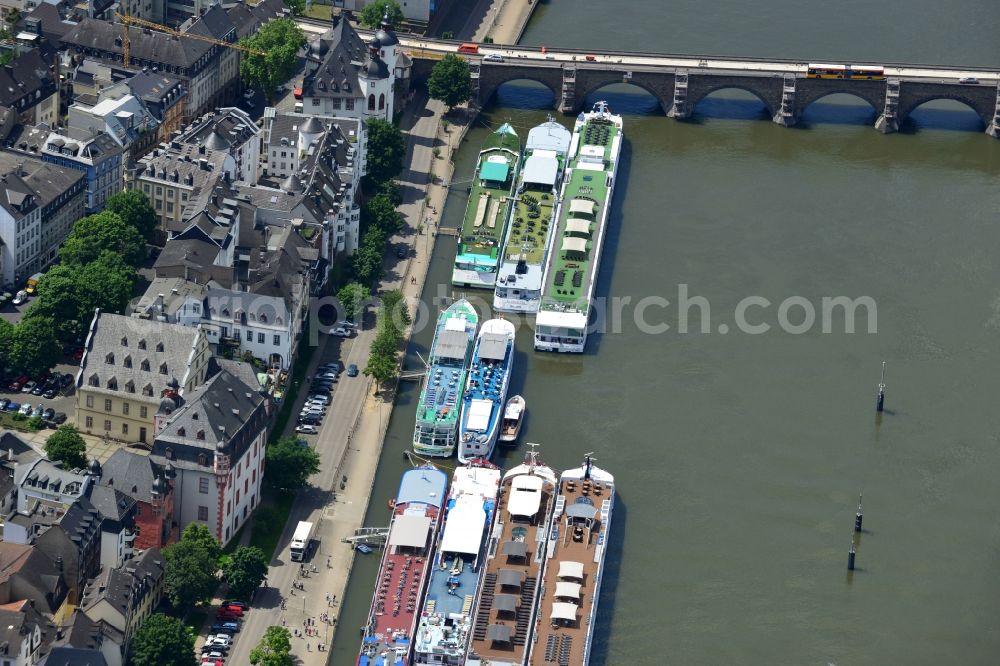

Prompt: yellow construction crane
xmin=115 ymin=12 xmax=266 ymax=68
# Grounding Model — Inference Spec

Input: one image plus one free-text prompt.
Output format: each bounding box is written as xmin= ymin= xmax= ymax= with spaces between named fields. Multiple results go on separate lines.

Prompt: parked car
xmin=483 ymin=54 xmax=504 ymax=62
xmin=308 ymin=393 xmax=331 ymax=403
xmin=31 ymin=405 xmax=43 ymax=417
xmin=42 ymin=408 xmax=54 ymax=421
xmin=209 ymin=624 xmax=236 ymax=635
xmin=5 ymin=402 xmax=20 ymax=412
xmin=18 ymin=404 xmax=32 ymax=415
xmin=346 ymin=364 xmax=359 ymax=377
xmin=11 ymin=290 xmax=28 ymax=305
xmin=201 ymin=660 xmax=223 ymax=666
xmin=49 ymin=412 xmax=67 ymax=425
xmin=208 ymin=633 xmax=233 ymax=645
xmin=585 ymin=54 xmax=597 ymax=61
xmin=60 ymin=373 xmax=74 ymax=387
xmin=331 ymin=326 xmax=353 ymax=337
xmin=72 ymin=348 xmax=84 ymax=361
xmin=201 ymin=649 xmax=227 ymax=659
xmin=31 ymin=385 xmax=45 ymax=396
xmin=396 ymin=247 xmax=408 ymax=259
xmin=221 ymin=601 xmax=248 ymax=610
xmin=296 ymin=424 xmax=318 ymax=435
xmin=0 ymin=399 xmax=8 ymax=410
xmin=298 ymin=416 xmax=321 ymax=426
xmin=20 ymin=381 xmax=36 ymax=394
xmin=217 ymin=607 xmax=242 ymax=618
xmin=42 ymin=389 xmax=57 ymax=399
xmin=318 ymin=371 xmax=339 ymax=380
xmin=959 ymin=76 xmax=979 ymax=84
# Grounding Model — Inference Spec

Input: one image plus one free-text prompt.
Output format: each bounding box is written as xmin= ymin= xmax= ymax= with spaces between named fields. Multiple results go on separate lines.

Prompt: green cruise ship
xmin=451 ymin=123 xmax=522 ymax=289
xmin=534 ymin=102 xmax=624 ymax=353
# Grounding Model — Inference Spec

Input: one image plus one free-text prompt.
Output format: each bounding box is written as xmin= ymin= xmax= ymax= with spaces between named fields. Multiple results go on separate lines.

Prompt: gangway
xmin=342 ymin=527 xmax=389 ymax=545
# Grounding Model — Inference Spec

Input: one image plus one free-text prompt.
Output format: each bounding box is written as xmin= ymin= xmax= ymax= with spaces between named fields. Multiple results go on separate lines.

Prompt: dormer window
xmin=120 ymin=336 xmax=128 ymax=346
xmin=222 ymin=308 xmax=230 ymax=317
xmin=105 ymin=352 xmax=114 ymax=364
xmin=138 ymin=339 xmax=147 ymax=350
xmin=142 ymin=384 xmax=153 ymax=397
xmin=196 ymin=430 xmax=205 ymax=440
xmin=259 ymin=313 xmax=268 ymax=324
xmin=88 ymin=374 xmax=99 ymax=387
xmin=107 ymin=378 xmax=117 ymax=390
xmin=178 ymin=427 xmax=186 ymax=436
xmin=123 ymin=355 xmax=132 ymax=368
xmin=125 ymin=380 xmax=135 ymax=393
xmin=156 ymin=342 xmax=164 ymax=352
xmin=249 ymin=312 xmax=256 ymax=321
xmin=141 ymin=360 xmax=150 ymax=371
xmin=159 ymin=363 xmax=168 ymax=375
xmin=198 ymin=453 xmax=208 ymax=466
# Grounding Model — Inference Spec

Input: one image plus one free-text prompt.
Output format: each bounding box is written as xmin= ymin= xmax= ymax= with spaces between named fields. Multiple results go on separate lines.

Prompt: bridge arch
xmin=688 ymin=83 xmax=778 ymax=119
xmin=574 ymin=71 xmax=671 ymax=115
xmin=478 ymin=77 xmax=559 ymax=109
xmin=797 ymin=92 xmax=880 ymax=125
xmin=897 ymin=94 xmax=991 ymax=129
xmin=795 ymin=87 xmax=883 ymax=118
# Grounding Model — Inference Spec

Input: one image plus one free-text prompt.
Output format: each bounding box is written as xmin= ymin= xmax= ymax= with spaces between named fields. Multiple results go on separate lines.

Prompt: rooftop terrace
xmin=456 ymin=125 xmax=521 ymax=265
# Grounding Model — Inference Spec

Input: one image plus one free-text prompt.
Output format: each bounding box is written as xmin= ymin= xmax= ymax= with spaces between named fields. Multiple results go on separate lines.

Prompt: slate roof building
xmin=0 ymin=543 xmax=68 ymax=614
xmin=151 ymin=369 xmax=267 ymax=546
xmin=79 ymin=548 xmax=164 ymax=654
xmin=0 ymin=599 xmax=55 ymax=666
xmin=74 ymin=311 xmax=211 ymax=445
xmin=93 ymin=449 xmax=176 ymax=550
xmin=0 ymin=49 xmax=59 ymax=127
xmin=125 ymin=70 xmax=186 ymax=140
xmin=175 ymin=107 xmax=259 ymax=184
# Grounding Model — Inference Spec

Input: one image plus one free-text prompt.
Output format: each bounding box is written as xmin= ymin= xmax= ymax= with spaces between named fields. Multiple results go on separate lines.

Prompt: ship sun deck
xmin=530 ymin=472 xmax=614 ymax=666
xmin=468 ymin=471 xmax=555 ymax=663
xmin=539 ymin=119 xmax=620 ymax=316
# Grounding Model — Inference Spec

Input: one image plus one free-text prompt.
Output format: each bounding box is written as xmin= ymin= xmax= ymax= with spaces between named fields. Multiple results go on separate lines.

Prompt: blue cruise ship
xmin=457 ymin=318 xmax=517 ymax=463
xmin=412 ymin=462 xmax=502 ymax=665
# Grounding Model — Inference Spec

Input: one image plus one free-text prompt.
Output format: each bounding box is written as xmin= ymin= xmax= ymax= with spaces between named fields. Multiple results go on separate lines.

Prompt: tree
xmin=131 ymin=613 xmax=198 ymax=666
xmin=265 ymin=436 xmax=320 ymax=492
xmin=380 ymin=290 xmax=411 ymax=329
xmin=223 ymin=546 xmax=269 ymax=601
xmin=249 ymin=626 xmax=293 ymax=666
xmin=0 ymin=319 xmax=13 ymax=366
xmin=365 ymin=118 xmax=406 ymax=185
xmin=352 ymin=227 xmax=387 ymax=286
xmin=377 ymin=179 xmax=402 ymax=206
xmin=364 ymin=348 xmax=398 ymax=388
xmin=60 ymin=212 xmax=145 ymax=267
xmin=365 ymin=193 xmax=403 ymax=234
xmin=428 ymin=54 xmax=473 ymax=109
xmin=105 ymin=189 xmax=157 ymax=240
xmin=240 ymin=19 xmax=306 ymax=104
xmin=44 ymin=425 xmax=87 ymax=469
xmin=359 ymin=0 xmax=403 ymax=29
xmin=8 ymin=315 xmax=59 ymax=377
xmin=35 ymin=253 xmax=136 ymax=344
xmin=163 ymin=524 xmax=220 ymax=612
xmin=336 ymin=282 xmax=371 ymax=323
xmin=284 ymin=0 xmax=304 ymax=15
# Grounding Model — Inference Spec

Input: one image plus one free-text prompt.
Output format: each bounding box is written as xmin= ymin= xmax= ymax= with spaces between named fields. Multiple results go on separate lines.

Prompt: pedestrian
xmin=307 ymin=644 xmax=311 ymax=652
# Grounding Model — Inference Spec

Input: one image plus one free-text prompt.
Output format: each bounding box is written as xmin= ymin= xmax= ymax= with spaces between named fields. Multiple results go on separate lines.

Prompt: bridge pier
xmin=987 ymin=83 xmax=1000 ymax=138
xmin=772 ymin=75 xmax=798 ymax=127
xmin=875 ymin=78 xmax=900 ymax=134
xmin=667 ymin=70 xmax=690 ymax=119
xmin=559 ymin=64 xmax=577 ymax=114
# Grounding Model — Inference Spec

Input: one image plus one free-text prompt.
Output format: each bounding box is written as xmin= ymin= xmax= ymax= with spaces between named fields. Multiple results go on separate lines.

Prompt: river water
xmin=331 ymin=2 xmax=1000 ymax=664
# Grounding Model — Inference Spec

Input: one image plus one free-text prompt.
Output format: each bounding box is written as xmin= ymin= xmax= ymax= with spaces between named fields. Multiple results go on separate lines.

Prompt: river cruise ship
xmin=528 ymin=455 xmax=615 ymax=666
xmin=457 ymin=318 xmax=517 ymax=464
xmin=534 ymin=102 xmax=624 ymax=353
xmin=413 ymin=462 xmax=502 ymax=665
xmin=493 ymin=119 xmax=572 ymax=313
xmin=412 ymin=300 xmax=479 ymax=457
xmin=452 ymin=123 xmax=522 ymax=289
xmin=465 ymin=447 xmax=557 ymax=666
xmin=358 ymin=465 xmax=449 ymax=666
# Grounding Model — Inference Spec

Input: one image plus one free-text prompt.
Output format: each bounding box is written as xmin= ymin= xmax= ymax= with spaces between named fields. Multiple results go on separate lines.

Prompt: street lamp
xmin=302 ymin=595 xmax=306 ymax=615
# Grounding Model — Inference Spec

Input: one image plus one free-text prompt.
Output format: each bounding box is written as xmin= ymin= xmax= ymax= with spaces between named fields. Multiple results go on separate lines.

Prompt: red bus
xmin=457 ymin=43 xmax=479 ymax=54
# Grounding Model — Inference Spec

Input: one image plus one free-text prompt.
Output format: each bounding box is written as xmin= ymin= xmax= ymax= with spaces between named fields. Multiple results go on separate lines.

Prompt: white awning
xmin=561 ymin=236 xmax=588 ymax=254
xmin=387 ymin=514 xmax=431 ymax=548
xmin=439 ymin=497 xmax=486 ymax=555
xmin=565 ymin=218 xmax=590 ymax=236
xmin=558 ymin=561 xmax=585 ymax=580
xmin=507 ymin=474 xmax=544 ymax=517
xmin=555 ymin=581 xmax=581 ymax=599
xmin=569 ymin=199 xmax=596 ymax=215
xmin=522 ymin=154 xmax=558 ymax=186
xmin=551 ymin=602 xmax=578 ymax=622
xmin=465 ymin=399 xmax=493 ymax=431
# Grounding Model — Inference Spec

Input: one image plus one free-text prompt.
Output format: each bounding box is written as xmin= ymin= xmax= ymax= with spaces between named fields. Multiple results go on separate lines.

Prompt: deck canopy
xmin=522 ymin=154 xmax=558 ymax=186
xmin=555 ymin=581 xmax=582 ymax=599
xmin=558 ymin=560 xmax=585 ymax=580
xmin=480 ymin=156 xmax=510 ymax=183
xmin=439 ymin=497 xmax=486 ymax=554
xmin=487 ymin=624 xmax=512 ymax=643
xmin=526 ymin=121 xmax=571 ymax=153
xmin=434 ymin=329 xmax=470 ymax=361
xmin=566 ymin=502 xmax=599 ymax=521
xmin=507 ymin=474 xmax=544 ymax=517
xmin=502 ymin=540 xmax=528 ymax=559
xmin=494 ymin=593 xmax=518 ymax=613
xmin=499 ymin=568 xmax=523 ymax=588
xmin=387 ymin=514 xmax=431 ymax=548
xmin=561 ymin=236 xmax=588 ymax=254
xmin=478 ymin=332 xmax=509 ymax=361
xmin=551 ymin=602 xmax=579 ymax=622
xmin=565 ymin=218 xmax=591 ymax=236
xmin=465 ymin=399 xmax=493 ymax=431
xmin=569 ymin=198 xmax=596 ymax=216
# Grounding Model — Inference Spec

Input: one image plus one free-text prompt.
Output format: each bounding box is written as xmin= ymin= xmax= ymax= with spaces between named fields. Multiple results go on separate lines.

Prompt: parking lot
xmin=0 ymin=357 xmax=80 ymax=429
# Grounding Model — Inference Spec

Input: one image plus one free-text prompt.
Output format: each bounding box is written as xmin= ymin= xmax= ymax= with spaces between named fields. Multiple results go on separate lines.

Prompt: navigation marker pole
xmin=876 ymin=361 xmax=886 ymax=412
xmin=854 ymin=492 xmax=863 ymax=533
xmin=848 ymin=542 xmax=856 ymax=571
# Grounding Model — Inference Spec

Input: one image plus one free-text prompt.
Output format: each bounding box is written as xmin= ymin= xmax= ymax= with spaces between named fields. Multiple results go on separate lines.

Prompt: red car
xmin=8 ymin=375 xmax=28 ymax=391
xmin=221 ymin=604 xmax=244 ymax=614
xmin=293 ymin=87 xmax=303 ymax=100
xmin=217 ymin=609 xmax=242 ymax=620
xmin=72 ymin=348 xmax=84 ymax=361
